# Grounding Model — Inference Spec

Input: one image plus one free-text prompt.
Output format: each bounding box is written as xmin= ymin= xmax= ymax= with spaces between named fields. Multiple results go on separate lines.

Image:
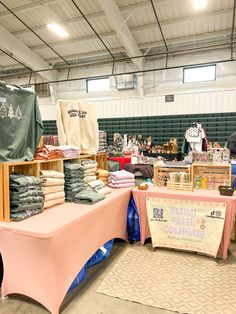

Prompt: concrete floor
xmin=1 ymin=241 xmax=236 ymax=314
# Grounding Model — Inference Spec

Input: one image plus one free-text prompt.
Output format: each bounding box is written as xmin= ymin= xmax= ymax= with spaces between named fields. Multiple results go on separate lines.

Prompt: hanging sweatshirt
xmin=0 ymin=81 xmax=43 ymax=161
xmin=56 ymin=99 xmax=98 ymax=154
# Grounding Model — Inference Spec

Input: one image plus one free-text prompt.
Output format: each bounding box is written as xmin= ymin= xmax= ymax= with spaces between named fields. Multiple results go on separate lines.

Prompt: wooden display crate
xmin=191 ymin=163 xmax=231 ymax=188
xmin=38 ymin=159 xmax=64 ymax=174
xmin=154 ymin=162 xmax=192 ymax=187
xmin=2 ymin=161 xmax=39 ymax=222
xmin=96 ymin=153 xmax=108 ymax=170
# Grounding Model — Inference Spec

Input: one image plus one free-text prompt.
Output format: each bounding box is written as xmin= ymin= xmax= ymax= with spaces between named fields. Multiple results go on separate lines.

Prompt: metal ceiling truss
xmin=1 ymin=38 xmax=235 ymax=79
xmin=70 ymin=0 xmax=115 ymax=60
xmin=12 ymin=58 xmax=234 ymax=86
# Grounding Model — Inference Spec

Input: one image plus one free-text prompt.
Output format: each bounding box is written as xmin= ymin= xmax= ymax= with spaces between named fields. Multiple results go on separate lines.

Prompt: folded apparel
xmin=11 ymin=195 xmax=44 ymax=204
xmin=44 ymin=197 xmax=65 ymax=209
xmin=65 ymin=182 xmax=85 ymax=189
xmin=108 ymin=182 xmax=135 ymax=188
xmin=10 ymin=189 xmax=43 ymax=200
xmin=64 ymin=163 xmax=84 ymax=171
xmin=97 ymin=169 xmax=109 ymax=177
xmin=10 ymin=208 xmax=43 ymax=221
xmin=84 ymin=175 xmax=97 ymax=183
xmin=84 ymin=168 xmax=97 ymax=175
xmin=65 ymin=178 xmax=84 ymax=184
xmin=40 ymin=170 xmax=64 ymax=179
xmin=74 ymin=189 xmax=105 ymax=204
xmin=97 ymin=187 xmax=112 ymax=195
xmin=42 ymin=185 xmax=64 ymax=195
xmin=42 ymin=178 xmax=65 ymax=186
xmin=88 ymin=179 xmax=105 ymax=191
xmin=11 ymin=203 xmax=43 ymax=213
xmin=108 ymin=178 xmax=135 ymax=184
xmin=109 ymin=170 xmax=135 ymax=180
xmin=10 ymin=174 xmax=42 ymax=186
xmin=64 ymin=173 xmax=84 ymax=179
xmin=44 ymin=191 xmax=65 ymax=201
xmin=81 ymin=160 xmax=97 ymax=167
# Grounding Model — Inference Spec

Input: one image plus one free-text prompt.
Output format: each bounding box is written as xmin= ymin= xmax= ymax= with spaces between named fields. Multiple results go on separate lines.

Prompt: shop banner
xmin=146 ymin=197 xmax=226 ymax=257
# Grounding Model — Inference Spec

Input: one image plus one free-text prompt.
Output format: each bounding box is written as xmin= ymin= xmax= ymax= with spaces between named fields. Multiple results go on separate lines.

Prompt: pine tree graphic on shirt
xmin=15 ymin=105 xmax=22 ymax=120
xmin=8 ymin=104 xmax=14 ymax=119
xmin=0 ymin=102 xmax=7 ymax=118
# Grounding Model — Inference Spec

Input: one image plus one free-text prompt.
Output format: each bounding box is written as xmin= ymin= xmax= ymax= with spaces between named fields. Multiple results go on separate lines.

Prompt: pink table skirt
xmin=132 ymin=187 xmax=236 ymax=259
xmin=0 ymin=188 xmax=132 ymax=314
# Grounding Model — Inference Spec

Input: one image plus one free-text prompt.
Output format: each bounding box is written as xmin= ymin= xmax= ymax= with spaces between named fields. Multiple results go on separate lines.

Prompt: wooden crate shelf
xmin=38 ymin=159 xmax=64 ymax=174
xmin=96 ymin=153 xmax=108 ymax=170
xmin=191 ymin=163 xmax=231 ymax=189
xmin=2 ymin=161 xmax=40 ymax=222
xmin=154 ymin=163 xmax=192 ymax=187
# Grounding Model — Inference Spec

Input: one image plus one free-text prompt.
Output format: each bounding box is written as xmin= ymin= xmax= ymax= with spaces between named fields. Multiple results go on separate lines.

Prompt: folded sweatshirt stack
xmin=97 ymin=168 xmax=109 ymax=186
xmin=74 ymin=187 xmax=105 ymax=204
xmin=10 ymin=174 xmax=44 ymax=221
xmin=88 ymin=179 xmax=112 ymax=195
xmin=64 ymin=163 xmax=86 ymax=202
xmin=98 ymin=130 xmax=108 ymax=153
xmin=41 ymin=170 xmax=65 ymax=208
xmin=108 ymin=170 xmax=135 ymax=188
xmin=81 ymin=160 xmax=98 ymax=183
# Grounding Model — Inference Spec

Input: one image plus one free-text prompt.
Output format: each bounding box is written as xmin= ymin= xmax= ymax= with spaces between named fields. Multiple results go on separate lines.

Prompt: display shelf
xmin=38 ymin=159 xmax=64 ymax=174
xmin=191 ymin=163 xmax=231 ymax=189
xmin=154 ymin=162 xmax=191 ymax=186
xmin=2 ymin=161 xmax=40 ymax=222
xmin=96 ymin=152 xmax=108 ymax=170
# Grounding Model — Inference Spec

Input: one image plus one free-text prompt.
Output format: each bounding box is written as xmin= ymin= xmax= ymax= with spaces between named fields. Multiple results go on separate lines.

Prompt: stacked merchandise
xmin=98 ymin=131 xmax=108 ymax=153
xmin=108 ymin=170 xmax=135 ymax=188
xmin=34 ymin=145 xmax=64 ymax=160
xmin=81 ymin=160 xmax=97 ymax=183
xmin=64 ymin=163 xmax=85 ymax=202
xmin=74 ymin=187 xmax=105 ymax=204
xmin=59 ymin=145 xmax=80 ymax=158
xmin=41 ymin=170 xmax=65 ymax=208
xmin=88 ymin=179 xmax=112 ymax=195
xmin=39 ymin=135 xmax=59 ymax=147
xmin=97 ymin=169 xmax=109 ymax=186
xmin=10 ymin=174 xmax=44 ymax=221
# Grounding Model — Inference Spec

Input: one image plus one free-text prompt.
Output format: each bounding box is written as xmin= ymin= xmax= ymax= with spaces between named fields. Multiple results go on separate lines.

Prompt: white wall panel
xmin=93 ymin=89 xmax=236 ymax=119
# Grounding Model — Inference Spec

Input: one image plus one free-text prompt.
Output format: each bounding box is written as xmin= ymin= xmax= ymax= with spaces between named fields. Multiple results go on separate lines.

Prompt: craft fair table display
xmin=0 ymin=187 xmax=132 ymax=314
xmin=132 ymin=187 xmax=236 ymax=259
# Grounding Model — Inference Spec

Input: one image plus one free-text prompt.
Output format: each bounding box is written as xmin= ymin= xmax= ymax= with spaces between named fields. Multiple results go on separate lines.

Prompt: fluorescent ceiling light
xmin=194 ymin=0 xmax=207 ymax=10
xmin=47 ymin=23 xmax=69 ymax=38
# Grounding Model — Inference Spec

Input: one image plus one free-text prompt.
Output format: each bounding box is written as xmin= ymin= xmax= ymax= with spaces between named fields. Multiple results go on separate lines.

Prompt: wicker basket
xmin=218 ymin=186 xmax=235 ymax=196
xmin=138 ymin=184 xmax=149 ymax=190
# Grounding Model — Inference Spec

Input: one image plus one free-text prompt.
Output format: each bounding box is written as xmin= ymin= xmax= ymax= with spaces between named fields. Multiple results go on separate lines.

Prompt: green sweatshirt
xmin=0 ymin=81 xmax=43 ymax=161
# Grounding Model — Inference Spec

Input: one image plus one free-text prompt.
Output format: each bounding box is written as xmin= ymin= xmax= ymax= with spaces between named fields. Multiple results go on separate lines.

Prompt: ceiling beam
xmin=0 ymin=23 xmax=57 ymax=82
xmin=15 ymin=8 xmax=233 ymax=53
xmin=98 ymin=0 xmax=144 ymax=97
xmin=10 ymin=3 xmax=233 ymax=39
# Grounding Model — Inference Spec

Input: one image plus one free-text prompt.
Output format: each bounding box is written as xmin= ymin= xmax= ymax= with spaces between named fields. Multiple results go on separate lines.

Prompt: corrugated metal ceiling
xmin=0 ymin=0 xmax=235 ymax=75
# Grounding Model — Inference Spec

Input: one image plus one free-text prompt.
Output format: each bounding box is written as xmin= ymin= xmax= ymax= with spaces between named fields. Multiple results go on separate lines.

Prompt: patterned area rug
xmin=97 ymin=245 xmax=236 ymax=314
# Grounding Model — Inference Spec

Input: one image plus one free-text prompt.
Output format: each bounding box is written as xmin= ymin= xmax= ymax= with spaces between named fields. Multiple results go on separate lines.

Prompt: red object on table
xmin=109 ymin=156 xmax=131 ymax=170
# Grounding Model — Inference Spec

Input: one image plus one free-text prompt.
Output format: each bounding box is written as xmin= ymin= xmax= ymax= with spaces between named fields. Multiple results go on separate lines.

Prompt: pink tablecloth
xmin=132 ymin=187 xmax=236 ymax=259
xmin=0 ymin=188 xmax=131 ymax=314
